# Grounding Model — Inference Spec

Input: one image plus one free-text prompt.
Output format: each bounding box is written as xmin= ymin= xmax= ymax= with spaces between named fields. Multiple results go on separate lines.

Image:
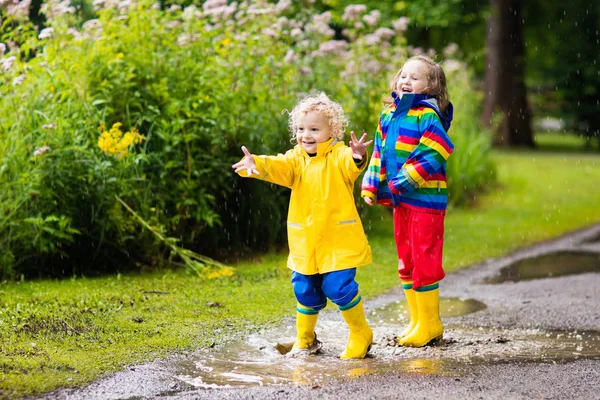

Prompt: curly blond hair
xmin=286 ymin=92 xmax=348 ymax=142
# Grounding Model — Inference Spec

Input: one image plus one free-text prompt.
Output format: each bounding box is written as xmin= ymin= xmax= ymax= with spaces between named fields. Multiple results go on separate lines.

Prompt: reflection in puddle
xmin=485 ymin=251 xmax=600 ymax=283
xmin=174 ymin=297 xmax=600 ymax=389
xmin=372 ymin=297 xmax=487 ymax=322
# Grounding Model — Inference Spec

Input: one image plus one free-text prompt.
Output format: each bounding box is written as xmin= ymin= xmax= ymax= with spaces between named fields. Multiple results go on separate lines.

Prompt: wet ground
xmin=40 ymin=224 xmax=600 ymax=400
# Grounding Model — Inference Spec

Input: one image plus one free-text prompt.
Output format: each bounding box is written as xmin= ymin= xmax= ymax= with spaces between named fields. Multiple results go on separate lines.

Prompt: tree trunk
xmin=481 ymin=0 xmax=534 ymax=147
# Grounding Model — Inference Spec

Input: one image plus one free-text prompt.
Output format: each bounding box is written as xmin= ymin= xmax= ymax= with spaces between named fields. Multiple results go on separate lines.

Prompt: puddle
xmin=174 ymin=319 xmax=464 ymax=389
xmin=485 ymin=251 xmax=600 ymax=283
xmin=371 ymin=297 xmax=487 ymax=322
xmin=173 ymin=298 xmax=600 ymax=389
xmin=582 ymin=231 xmax=600 ymax=244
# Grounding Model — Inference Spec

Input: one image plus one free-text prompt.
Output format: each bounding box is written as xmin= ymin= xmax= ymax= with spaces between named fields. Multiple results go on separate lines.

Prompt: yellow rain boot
xmin=399 ymin=280 xmax=418 ymax=340
xmin=339 ymin=296 xmax=373 ymax=359
xmin=398 ymin=285 xmax=443 ymax=347
xmin=290 ymin=305 xmax=321 ymax=355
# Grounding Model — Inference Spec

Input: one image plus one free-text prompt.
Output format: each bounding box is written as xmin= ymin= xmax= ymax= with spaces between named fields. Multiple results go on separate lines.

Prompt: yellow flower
xmin=98 ymin=122 xmax=145 ymax=158
xmin=206 ymin=267 xmax=236 ymax=279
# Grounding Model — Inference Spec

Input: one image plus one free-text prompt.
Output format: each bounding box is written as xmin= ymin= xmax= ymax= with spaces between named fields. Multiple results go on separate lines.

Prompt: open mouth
xmin=302 ymin=141 xmax=316 ymax=145
xmin=401 ymin=88 xmax=412 ymax=93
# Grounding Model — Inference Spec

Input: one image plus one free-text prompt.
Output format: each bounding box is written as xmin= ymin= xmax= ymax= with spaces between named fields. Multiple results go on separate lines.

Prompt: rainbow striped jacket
xmin=360 ymin=92 xmax=454 ymax=214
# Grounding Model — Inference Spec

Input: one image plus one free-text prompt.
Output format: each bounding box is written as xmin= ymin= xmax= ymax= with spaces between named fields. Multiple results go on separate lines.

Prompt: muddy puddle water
xmin=174 ymin=298 xmax=600 ymax=389
xmin=485 ymin=251 xmax=600 ymax=283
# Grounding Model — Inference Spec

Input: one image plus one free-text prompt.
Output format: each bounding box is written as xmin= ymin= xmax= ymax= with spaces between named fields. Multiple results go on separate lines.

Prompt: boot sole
xmin=401 ymin=334 xmax=443 ymax=348
xmin=286 ymin=334 xmax=323 ymax=357
xmin=339 ymin=342 xmax=372 ymax=360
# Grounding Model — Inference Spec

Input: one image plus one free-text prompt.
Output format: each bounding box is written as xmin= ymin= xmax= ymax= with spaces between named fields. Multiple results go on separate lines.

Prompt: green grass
xmin=534 ymin=132 xmax=600 ymax=153
xmin=2 ymin=149 xmax=600 ymax=398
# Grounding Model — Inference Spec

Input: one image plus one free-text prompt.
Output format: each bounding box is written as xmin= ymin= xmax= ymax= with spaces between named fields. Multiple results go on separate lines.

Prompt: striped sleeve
xmin=388 ymin=110 xmax=454 ymax=195
xmin=361 ymin=117 xmax=383 ymax=200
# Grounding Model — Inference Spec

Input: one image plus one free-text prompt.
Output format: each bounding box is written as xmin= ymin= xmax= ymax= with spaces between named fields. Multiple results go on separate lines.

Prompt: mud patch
xmin=485 ymin=251 xmax=600 ymax=283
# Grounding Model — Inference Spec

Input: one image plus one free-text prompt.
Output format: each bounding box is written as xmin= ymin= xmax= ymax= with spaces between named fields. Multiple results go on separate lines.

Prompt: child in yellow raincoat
xmin=232 ymin=92 xmax=373 ymax=359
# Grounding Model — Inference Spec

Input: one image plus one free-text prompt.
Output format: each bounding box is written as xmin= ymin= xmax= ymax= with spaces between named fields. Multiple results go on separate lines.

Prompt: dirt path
xmin=41 ymin=224 xmax=600 ymax=400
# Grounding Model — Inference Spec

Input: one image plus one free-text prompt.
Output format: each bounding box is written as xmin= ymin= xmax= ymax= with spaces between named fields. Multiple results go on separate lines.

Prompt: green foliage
xmin=524 ymin=0 xmax=600 ymax=142
xmin=444 ymin=64 xmax=496 ymax=206
xmin=0 ymin=1 xmax=494 ymax=279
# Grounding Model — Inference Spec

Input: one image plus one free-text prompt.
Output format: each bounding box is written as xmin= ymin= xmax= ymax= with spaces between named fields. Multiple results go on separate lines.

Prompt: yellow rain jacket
xmin=237 ymin=138 xmax=372 ymax=275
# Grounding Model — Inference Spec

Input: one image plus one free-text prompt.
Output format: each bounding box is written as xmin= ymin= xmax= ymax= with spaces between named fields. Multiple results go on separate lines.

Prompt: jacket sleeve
xmin=339 ymin=146 xmax=369 ymax=184
xmin=387 ymin=111 xmax=454 ymax=195
xmin=236 ymin=150 xmax=297 ymax=188
xmin=360 ymin=117 xmax=383 ymax=200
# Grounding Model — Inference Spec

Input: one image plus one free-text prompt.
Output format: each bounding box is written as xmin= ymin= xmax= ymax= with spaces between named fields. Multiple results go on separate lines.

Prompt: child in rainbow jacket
xmin=361 ymin=55 xmax=454 ymax=347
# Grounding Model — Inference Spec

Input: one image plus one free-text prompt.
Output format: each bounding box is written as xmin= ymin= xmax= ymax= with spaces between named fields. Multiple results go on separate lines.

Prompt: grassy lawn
xmin=2 ymin=146 xmax=600 ymax=398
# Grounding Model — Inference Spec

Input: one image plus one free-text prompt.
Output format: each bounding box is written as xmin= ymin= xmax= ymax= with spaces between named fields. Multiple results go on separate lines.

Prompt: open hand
xmin=363 ymin=196 xmax=373 ymax=206
xmin=350 ymin=131 xmax=373 ymax=160
xmin=231 ymin=146 xmax=259 ymax=177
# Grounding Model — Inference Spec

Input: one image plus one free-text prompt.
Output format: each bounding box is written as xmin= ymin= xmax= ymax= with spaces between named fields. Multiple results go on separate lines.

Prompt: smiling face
xmin=295 ymin=111 xmax=333 ymax=154
xmin=395 ymin=60 xmax=429 ymax=95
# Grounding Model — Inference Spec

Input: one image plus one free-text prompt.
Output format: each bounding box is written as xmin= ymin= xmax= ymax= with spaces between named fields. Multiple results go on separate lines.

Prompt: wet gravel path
xmin=40 ymin=224 xmax=600 ymax=400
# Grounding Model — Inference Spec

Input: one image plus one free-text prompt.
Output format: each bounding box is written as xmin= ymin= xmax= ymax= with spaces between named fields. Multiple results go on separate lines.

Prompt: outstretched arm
xmin=340 ymin=131 xmax=372 ymax=183
xmin=350 ymin=131 xmax=373 ymax=162
xmin=231 ymin=146 xmax=259 ymax=177
xmin=232 ymin=145 xmax=297 ymax=188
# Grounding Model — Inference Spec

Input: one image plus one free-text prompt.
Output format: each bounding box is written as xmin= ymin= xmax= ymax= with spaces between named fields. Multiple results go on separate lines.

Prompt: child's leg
xmin=322 ymin=269 xmax=372 ymax=359
xmin=409 ymin=211 xmax=446 ymax=289
xmin=291 ymin=272 xmax=326 ymax=353
xmin=399 ymin=282 xmax=443 ymax=347
xmin=399 ymin=280 xmax=418 ymax=338
xmin=399 ymin=210 xmax=446 ymax=347
xmin=394 ymin=206 xmax=418 ymax=339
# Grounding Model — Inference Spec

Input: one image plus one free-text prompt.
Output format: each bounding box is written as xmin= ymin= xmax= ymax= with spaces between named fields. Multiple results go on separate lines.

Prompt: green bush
xmin=0 ymin=0 xmax=495 ymax=279
xmin=443 ymin=62 xmax=497 ymax=206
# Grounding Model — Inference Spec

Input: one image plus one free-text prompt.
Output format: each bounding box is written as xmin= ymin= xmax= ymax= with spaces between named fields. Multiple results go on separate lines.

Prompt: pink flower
xmin=393 ymin=17 xmax=410 ymax=32
xmin=374 ymin=27 xmax=395 ymax=41
xmin=299 ymin=66 xmax=313 ymax=76
xmin=283 ymin=50 xmax=297 ymax=64
xmin=7 ymin=0 xmax=32 ymax=20
xmin=290 ymin=28 xmax=303 ymax=39
xmin=1 ymin=56 xmax=17 ymax=71
xmin=342 ymin=5 xmax=367 ymax=22
xmin=38 ymin=27 xmax=54 ymax=40
xmin=13 ymin=74 xmax=26 ymax=85
xmin=202 ymin=0 xmax=226 ymax=11
xmin=275 ymin=0 xmax=291 ymax=13
xmin=33 ymin=146 xmax=52 ymax=156
xmin=443 ymin=43 xmax=459 ymax=57
xmin=363 ymin=10 xmax=380 ymax=27
xmin=318 ymin=40 xmax=347 ymax=54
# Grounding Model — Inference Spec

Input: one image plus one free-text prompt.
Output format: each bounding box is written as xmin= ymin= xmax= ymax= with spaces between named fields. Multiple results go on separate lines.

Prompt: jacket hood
xmin=297 ymin=137 xmax=341 ymax=157
xmin=392 ymin=92 xmax=454 ymax=131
